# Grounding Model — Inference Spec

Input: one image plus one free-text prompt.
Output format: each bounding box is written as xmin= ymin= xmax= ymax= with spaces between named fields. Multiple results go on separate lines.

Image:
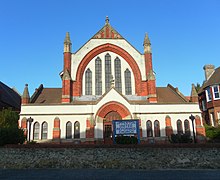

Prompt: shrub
xmin=205 ymin=125 xmax=220 ymax=141
xmin=0 ymin=109 xmax=25 ymax=146
xmin=0 ymin=127 xmax=25 ymax=146
xmin=115 ymin=135 xmax=138 ymax=144
xmin=169 ymin=133 xmax=193 ymax=143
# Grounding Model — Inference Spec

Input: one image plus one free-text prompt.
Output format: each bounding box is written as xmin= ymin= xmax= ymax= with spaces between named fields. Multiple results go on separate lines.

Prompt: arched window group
xmin=33 ymin=121 xmax=48 ymax=140
xmin=177 ymin=119 xmax=191 ymax=135
xmin=66 ymin=121 xmax=80 ymax=139
xmin=32 ymin=120 xmax=81 ymax=140
xmin=85 ymin=54 xmax=132 ymax=95
xmin=146 ymin=120 xmax=160 ymax=137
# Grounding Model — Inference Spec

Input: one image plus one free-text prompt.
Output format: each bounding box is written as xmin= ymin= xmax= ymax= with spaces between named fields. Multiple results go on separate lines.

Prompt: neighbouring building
xmin=19 ymin=17 xmax=205 ymax=144
xmin=198 ymin=65 xmax=220 ymax=126
xmin=0 ymin=81 xmax=21 ymax=112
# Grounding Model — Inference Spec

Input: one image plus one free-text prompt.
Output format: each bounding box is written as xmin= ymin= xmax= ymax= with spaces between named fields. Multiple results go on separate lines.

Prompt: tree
xmin=195 ymin=83 xmax=201 ymax=93
xmin=0 ymin=108 xmax=25 ymax=146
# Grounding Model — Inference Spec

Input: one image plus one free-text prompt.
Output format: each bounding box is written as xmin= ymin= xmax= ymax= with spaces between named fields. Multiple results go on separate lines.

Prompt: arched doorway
xmin=103 ymin=111 xmax=122 ymax=143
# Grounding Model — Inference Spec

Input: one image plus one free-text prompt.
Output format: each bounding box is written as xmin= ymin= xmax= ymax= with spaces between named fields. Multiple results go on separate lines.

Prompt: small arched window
xmin=66 ymin=121 xmax=72 ymax=139
xmin=114 ymin=57 xmax=122 ymax=93
xmin=184 ymin=120 xmax=191 ymax=136
xmin=74 ymin=121 xmax=80 ymax=139
xmin=146 ymin=120 xmax=153 ymax=137
xmin=41 ymin=122 xmax=48 ymax=140
xmin=177 ymin=120 xmax=183 ymax=135
xmin=85 ymin=68 xmax=92 ymax=95
xmin=154 ymin=120 xmax=160 ymax=137
xmin=33 ymin=122 xmax=40 ymax=140
xmin=95 ymin=57 xmax=102 ymax=95
xmin=125 ymin=69 xmax=132 ymax=95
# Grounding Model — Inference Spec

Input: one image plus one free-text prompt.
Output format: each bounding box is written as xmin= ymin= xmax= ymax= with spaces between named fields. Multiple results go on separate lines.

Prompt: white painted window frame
xmin=205 ymin=87 xmax=212 ymax=102
xmin=212 ymin=85 xmax=220 ymax=100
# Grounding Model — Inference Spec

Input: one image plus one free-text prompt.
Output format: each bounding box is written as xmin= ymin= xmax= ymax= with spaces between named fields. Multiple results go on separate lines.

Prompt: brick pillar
xmin=195 ymin=116 xmax=206 ymax=136
xmin=147 ymin=78 xmax=157 ymax=103
xmin=144 ymin=34 xmax=157 ymax=103
xmin=86 ymin=119 xmax=94 ymax=139
xmin=53 ymin=118 xmax=61 ymax=140
xmin=165 ymin=116 xmax=173 ymax=137
xmin=21 ymin=118 xmax=27 ymax=137
xmin=62 ymin=70 xmax=71 ymax=103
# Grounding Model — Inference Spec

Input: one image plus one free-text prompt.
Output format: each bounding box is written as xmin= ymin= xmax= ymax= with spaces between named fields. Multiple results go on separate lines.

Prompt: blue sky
xmin=0 ymin=0 xmax=219 ymax=96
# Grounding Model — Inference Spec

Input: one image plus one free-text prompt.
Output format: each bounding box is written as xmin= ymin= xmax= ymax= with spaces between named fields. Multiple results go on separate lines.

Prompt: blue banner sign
xmin=115 ymin=121 xmax=137 ymax=135
xmin=112 ymin=119 xmax=140 ymax=144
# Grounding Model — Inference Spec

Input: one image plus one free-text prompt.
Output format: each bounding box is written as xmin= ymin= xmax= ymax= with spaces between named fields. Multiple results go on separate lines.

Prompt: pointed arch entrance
xmin=96 ymin=101 xmax=131 ymax=143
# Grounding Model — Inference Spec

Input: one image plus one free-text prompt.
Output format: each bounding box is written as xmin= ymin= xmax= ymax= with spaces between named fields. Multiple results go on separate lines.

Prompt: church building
xmin=19 ymin=17 xmax=205 ymax=144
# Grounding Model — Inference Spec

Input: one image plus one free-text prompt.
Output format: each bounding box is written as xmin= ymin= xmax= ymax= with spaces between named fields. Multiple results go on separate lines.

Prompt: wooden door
xmin=103 ymin=111 xmax=122 ymax=144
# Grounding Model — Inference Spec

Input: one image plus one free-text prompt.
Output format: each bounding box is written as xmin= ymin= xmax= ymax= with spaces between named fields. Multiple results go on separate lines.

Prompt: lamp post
xmin=189 ymin=114 xmax=196 ymax=144
xmin=27 ymin=117 xmax=33 ymax=142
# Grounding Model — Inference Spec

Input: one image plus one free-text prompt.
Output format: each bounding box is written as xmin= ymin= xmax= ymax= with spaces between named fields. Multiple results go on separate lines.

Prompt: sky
xmin=0 ymin=0 xmax=220 ymax=96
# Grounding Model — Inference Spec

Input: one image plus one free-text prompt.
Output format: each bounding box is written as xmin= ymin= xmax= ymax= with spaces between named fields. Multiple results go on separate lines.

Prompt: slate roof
xmin=0 ymin=81 xmax=21 ymax=111
xmin=156 ymin=85 xmax=189 ymax=103
xmin=31 ymin=88 xmax=62 ymax=104
xmin=30 ymin=84 xmax=189 ymax=105
xmin=199 ymin=66 xmax=220 ymax=94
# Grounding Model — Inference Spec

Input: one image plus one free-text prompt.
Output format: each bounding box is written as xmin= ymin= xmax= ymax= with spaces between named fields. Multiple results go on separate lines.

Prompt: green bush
xmin=0 ymin=108 xmax=25 ymax=146
xmin=0 ymin=127 xmax=25 ymax=146
xmin=170 ymin=133 xmax=193 ymax=143
xmin=205 ymin=125 xmax=220 ymax=141
xmin=115 ymin=135 xmax=138 ymax=144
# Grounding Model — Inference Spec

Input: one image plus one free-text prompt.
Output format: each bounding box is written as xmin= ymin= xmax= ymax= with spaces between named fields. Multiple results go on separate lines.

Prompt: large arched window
xmin=125 ymin=69 xmax=132 ymax=95
xmin=66 ymin=121 xmax=72 ymax=139
xmin=105 ymin=53 xmax=112 ymax=92
xmin=177 ymin=120 xmax=183 ymax=135
xmin=184 ymin=120 xmax=191 ymax=136
xmin=74 ymin=121 xmax=80 ymax=139
xmin=114 ymin=57 xmax=122 ymax=93
xmin=85 ymin=68 xmax=92 ymax=95
xmin=146 ymin=120 xmax=153 ymax=137
xmin=33 ymin=122 xmax=40 ymax=140
xmin=154 ymin=120 xmax=160 ymax=137
xmin=41 ymin=122 xmax=48 ymax=140
xmin=95 ymin=57 xmax=102 ymax=95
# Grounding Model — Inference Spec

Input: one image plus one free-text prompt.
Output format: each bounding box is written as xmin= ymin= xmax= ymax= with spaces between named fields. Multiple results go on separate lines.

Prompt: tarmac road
xmin=1 ymin=169 xmax=220 ymax=180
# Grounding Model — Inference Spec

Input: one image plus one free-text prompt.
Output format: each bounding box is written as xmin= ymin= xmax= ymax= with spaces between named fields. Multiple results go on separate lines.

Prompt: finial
xmin=143 ymin=33 xmax=151 ymax=46
xmin=64 ymin=32 xmax=71 ymax=44
xmin=64 ymin=32 xmax=72 ymax=52
xmin=143 ymin=33 xmax=151 ymax=53
xmin=191 ymin=84 xmax=198 ymax=97
xmin=105 ymin=16 xmax=109 ymax=25
xmin=22 ymin=83 xmax=30 ymax=99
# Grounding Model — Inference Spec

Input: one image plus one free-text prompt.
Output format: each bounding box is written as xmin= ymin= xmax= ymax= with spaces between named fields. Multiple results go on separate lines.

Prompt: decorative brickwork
xmin=96 ymin=101 xmax=131 ymax=119
xmin=74 ymin=43 xmax=143 ymax=96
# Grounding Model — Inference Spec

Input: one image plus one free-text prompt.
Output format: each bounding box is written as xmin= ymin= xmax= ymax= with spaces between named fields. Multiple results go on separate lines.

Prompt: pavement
xmin=1 ymin=169 xmax=220 ymax=180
